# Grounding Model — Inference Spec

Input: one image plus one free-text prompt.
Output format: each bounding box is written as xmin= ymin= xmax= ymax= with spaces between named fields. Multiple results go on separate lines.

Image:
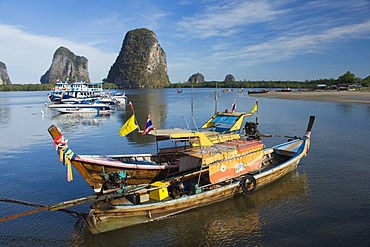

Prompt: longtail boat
xmin=248 ymin=89 xmax=270 ymax=95
xmin=83 ymin=116 xmax=315 ymax=234
xmin=48 ymin=102 xmax=259 ymax=193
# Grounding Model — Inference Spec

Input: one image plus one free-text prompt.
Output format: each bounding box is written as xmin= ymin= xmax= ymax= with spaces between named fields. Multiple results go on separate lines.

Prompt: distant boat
xmin=48 ymin=81 xmax=72 ymax=103
xmin=177 ymin=89 xmax=183 ymax=94
xmin=222 ymin=88 xmax=233 ymax=92
xmin=48 ymin=100 xmax=115 ymax=114
xmin=276 ymin=87 xmax=292 ymax=92
xmin=98 ymin=94 xmax=117 ymax=106
xmin=248 ymin=89 xmax=270 ymax=95
xmin=88 ymin=82 xmax=104 ymax=97
xmin=60 ymin=81 xmax=97 ymax=100
xmin=111 ymin=92 xmax=127 ymax=105
xmin=60 ymin=94 xmax=116 ymax=106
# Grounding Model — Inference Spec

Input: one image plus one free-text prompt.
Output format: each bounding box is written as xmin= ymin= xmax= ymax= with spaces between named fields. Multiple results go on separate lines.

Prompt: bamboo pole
xmin=0 ymin=184 xmax=151 ymax=223
xmin=0 ymin=195 xmax=98 ymax=223
xmin=0 ymin=198 xmax=84 ymax=217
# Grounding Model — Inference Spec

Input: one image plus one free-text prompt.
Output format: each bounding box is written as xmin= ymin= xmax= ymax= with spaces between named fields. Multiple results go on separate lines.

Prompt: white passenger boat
xmin=48 ymin=81 xmax=72 ymax=103
xmin=48 ymin=101 xmax=114 ymax=114
xmin=111 ymin=92 xmax=127 ymax=105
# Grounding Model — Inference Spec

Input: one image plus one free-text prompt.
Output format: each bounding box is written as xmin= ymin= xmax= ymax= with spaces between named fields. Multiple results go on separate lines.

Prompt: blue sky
xmin=0 ymin=0 xmax=369 ymax=84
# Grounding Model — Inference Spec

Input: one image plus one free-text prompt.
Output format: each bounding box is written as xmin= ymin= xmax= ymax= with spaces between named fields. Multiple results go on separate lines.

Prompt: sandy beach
xmin=248 ymin=90 xmax=370 ymax=104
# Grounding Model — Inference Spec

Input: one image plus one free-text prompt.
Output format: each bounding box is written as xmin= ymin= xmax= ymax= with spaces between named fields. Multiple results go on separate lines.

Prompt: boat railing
xmin=158 ymin=146 xmax=189 ymax=154
xmin=178 ymin=116 xmax=199 ymax=132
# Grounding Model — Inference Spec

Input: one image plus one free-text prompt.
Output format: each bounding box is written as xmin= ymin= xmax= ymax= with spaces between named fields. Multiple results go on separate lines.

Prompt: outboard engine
xmin=244 ymin=122 xmax=260 ymax=140
xmin=100 ymin=171 xmax=127 ymax=193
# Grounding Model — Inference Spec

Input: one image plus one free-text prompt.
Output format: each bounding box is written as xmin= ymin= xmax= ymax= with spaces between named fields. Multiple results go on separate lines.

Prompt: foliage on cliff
xmin=0 ymin=61 xmax=12 ymax=85
xmin=106 ymin=28 xmax=170 ymax=88
xmin=40 ymin=46 xmax=90 ymax=84
xmin=224 ymin=74 xmax=235 ymax=82
xmin=187 ymin=73 xmax=205 ymax=83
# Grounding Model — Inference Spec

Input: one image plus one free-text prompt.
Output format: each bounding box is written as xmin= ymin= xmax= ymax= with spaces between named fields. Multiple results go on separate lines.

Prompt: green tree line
xmin=1 ymin=71 xmax=369 ymax=91
xmin=0 ymin=82 xmax=118 ymax=92
xmin=169 ymin=71 xmax=370 ymax=89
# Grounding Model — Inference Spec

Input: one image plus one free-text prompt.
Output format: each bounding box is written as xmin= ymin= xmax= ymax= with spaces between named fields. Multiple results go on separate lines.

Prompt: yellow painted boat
xmin=84 ymin=116 xmax=315 ymax=234
xmin=48 ymin=102 xmax=260 ymax=193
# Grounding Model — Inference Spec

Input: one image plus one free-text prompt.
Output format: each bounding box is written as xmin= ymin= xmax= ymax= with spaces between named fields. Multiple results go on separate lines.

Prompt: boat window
xmin=211 ymin=115 xmax=239 ymax=124
xmin=211 ymin=115 xmax=239 ymax=132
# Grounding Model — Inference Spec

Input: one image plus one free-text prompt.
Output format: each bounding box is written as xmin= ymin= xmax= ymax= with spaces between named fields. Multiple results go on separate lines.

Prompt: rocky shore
xmin=248 ymin=90 xmax=370 ymax=104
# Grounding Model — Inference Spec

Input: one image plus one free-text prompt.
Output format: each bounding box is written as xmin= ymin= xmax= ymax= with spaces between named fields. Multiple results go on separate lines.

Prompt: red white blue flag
xmin=142 ymin=115 xmax=154 ymax=135
xmin=231 ymin=99 xmax=236 ymax=112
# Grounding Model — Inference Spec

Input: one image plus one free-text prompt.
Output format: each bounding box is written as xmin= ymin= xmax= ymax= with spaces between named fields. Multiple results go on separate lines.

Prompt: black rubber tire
xmin=240 ymin=174 xmax=256 ymax=194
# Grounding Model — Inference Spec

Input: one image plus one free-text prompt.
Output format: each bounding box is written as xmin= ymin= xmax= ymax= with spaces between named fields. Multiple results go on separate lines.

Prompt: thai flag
xmin=142 ymin=115 xmax=154 ymax=135
xmin=231 ymin=99 xmax=236 ymax=112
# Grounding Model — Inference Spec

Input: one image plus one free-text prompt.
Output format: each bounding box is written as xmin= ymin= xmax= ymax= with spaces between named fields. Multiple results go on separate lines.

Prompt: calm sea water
xmin=0 ymin=89 xmax=369 ymax=246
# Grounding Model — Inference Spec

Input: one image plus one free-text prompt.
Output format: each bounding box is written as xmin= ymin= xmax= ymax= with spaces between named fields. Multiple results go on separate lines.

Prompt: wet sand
xmin=248 ymin=90 xmax=370 ymax=104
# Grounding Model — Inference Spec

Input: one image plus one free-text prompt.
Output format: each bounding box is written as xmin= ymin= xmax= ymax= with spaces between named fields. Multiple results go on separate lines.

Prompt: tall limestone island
xmin=40 ymin=46 xmax=90 ymax=84
xmin=188 ymin=73 xmax=205 ymax=83
xmin=224 ymin=74 xmax=235 ymax=82
xmin=0 ymin=61 xmax=12 ymax=85
xmin=107 ymin=28 xmax=170 ymax=88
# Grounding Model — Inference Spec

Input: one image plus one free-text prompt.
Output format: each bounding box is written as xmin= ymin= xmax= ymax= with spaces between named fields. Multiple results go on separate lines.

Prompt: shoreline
xmin=248 ymin=90 xmax=370 ymax=104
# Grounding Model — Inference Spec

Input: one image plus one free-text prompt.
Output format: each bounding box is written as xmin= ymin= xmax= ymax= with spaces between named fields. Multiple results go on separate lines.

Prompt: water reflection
xmin=243 ymin=170 xmax=309 ymax=206
xmin=70 ymin=171 xmax=309 ymax=246
xmin=0 ymin=92 xmax=12 ymax=127
xmin=50 ymin=112 xmax=113 ymax=129
xmin=122 ymin=90 xmax=168 ymax=144
xmin=336 ymin=103 xmax=353 ymax=115
xmin=0 ymin=106 xmax=11 ymax=127
xmin=201 ymin=171 xmax=309 ymax=244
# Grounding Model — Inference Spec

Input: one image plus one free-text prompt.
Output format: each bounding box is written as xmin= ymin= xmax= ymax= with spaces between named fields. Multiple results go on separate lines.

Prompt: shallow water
xmin=0 ymin=89 xmax=369 ymax=246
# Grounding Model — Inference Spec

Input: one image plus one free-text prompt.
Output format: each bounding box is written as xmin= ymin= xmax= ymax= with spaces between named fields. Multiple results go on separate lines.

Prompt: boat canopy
xmin=148 ymin=111 xmax=256 ymax=147
xmin=200 ymin=111 xmax=253 ymax=133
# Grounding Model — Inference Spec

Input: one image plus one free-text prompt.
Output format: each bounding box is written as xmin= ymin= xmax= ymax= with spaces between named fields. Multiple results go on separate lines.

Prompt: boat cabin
xmin=148 ymin=110 xmax=257 ymax=150
xmin=88 ymin=82 xmax=104 ymax=97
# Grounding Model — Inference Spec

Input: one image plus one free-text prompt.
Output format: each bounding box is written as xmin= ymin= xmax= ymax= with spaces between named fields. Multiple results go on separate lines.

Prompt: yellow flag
xmin=251 ymin=100 xmax=258 ymax=114
xmin=119 ymin=114 xmax=138 ymax=137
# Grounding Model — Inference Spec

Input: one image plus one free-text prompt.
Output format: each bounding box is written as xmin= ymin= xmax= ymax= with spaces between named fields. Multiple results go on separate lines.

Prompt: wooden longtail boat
xmin=48 ymin=104 xmax=259 ymax=193
xmin=83 ymin=116 xmax=315 ymax=234
xmin=248 ymin=89 xmax=270 ymax=95
xmin=276 ymin=87 xmax=292 ymax=92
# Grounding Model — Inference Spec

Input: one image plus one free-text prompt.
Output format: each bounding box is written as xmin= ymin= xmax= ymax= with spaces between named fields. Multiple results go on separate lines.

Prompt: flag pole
xmin=191 ymin=82 xmax=194 ymax=118
xmin=129 ymin=101 xmax=141 ymax=131
xmin=190 ymin=82 xmax=199 ymax=131
xmin=214 ymin=82 xmax=218 ymax=114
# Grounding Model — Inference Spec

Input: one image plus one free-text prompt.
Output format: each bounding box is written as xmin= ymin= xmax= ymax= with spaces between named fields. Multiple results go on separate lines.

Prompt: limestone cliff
xmin=40 ymin=46 xmax=90 ymax=84
xmin=188 ymin=72 xmax=205 ymax=83
xmin=0 ymin=61 xmax=12 ymax=85
xmin=224 ymin=74 xmax=235 ymax=82
xmin=107 ymin=28 xmax=170 ymax=88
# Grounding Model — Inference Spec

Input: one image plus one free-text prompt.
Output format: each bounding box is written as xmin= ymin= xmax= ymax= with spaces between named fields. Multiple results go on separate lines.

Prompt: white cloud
xmin=0 ymin=24 xmax=116 ymax=83
xmin=173 ymin=0 xmax=370 ymax=75
xmin=209 ymin=20 xmax=370 ymax=64
xmin=177 ymin=0 xmax=283 ymax=38
xmin=1 ymin=0 xmax=369 ymax=84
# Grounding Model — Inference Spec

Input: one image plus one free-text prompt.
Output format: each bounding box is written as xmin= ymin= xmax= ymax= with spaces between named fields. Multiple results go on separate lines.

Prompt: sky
xmin=0 ymin=0 xmax=369 ymax=84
